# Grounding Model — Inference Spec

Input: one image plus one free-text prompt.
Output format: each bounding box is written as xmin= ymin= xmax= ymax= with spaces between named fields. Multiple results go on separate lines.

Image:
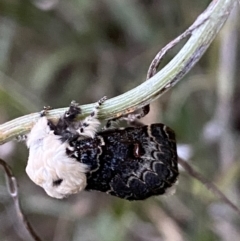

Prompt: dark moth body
xmin=66 ymin=124 xmax=178 ymax=200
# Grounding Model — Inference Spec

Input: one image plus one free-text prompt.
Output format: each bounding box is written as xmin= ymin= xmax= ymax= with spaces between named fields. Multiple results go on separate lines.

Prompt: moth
xmin=26 ymin=97 xmax=178 ymax=200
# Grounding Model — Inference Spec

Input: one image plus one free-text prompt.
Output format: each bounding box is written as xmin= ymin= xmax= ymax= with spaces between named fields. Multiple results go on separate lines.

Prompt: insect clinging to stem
xmin=26 ymin=97 xmax=178 ymax=200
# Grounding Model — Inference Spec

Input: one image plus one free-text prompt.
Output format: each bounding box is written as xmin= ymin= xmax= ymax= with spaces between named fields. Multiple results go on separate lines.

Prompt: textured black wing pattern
xmin=67 ymin=124 xmax=178 ymax=200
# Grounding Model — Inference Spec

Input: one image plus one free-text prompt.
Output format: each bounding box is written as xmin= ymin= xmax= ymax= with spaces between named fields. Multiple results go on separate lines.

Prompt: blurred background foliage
xmin=0 ymin=0 xmax=240 ymax=240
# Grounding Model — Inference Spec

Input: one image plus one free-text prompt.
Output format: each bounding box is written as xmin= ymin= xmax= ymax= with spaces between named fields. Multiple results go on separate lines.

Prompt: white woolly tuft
xmin=26 ymin=117 xmax=88 ymax=199
xmin=78 ymin=118 xmax=100 ymax=138
xmin=27 ymin=117 xmax=51 ymax=148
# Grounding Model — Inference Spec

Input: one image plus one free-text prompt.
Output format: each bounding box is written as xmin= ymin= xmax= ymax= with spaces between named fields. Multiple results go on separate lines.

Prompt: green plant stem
xmin=0 ymin=0 xmax=237 ymax=145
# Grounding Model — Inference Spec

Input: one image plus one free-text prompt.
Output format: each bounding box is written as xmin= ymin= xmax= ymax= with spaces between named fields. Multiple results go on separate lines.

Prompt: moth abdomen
xmin=72 ymin=123 xmax=178 ymax=200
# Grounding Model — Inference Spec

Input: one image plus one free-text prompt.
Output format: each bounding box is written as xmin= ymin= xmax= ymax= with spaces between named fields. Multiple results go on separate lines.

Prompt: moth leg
xmin=103 ymin=113 xmax=143 ymax=130
xmin=119 ymin=46 xmax=164 ymax=127
xmin=16 ymin=134 xmax=28 ymax=142
xmin=89 ymin=96 xmax=107 ymax=119
xmin=103 ymin=59 xmax=157 ymax=130
xmin=103 ymin=117 xmax=119 ymax=130
xmin=40 ymin=105 xmax=52 ymax=117
xmin=77 ymin=96 xmax=107 ymax=138
xmin=123 ymin=114 xmax=145 ymax=127
xmin=63 ymin=100 xmax=81 ymax=121
xmin=104 ymin=49 xmax=160 ymax=130
xmin=39 ymin=105 xmax=57 ymax=131
xmin=103 ymin=105 xmax=149 ymax=129
xmin=125 ymin=104 xmax=150 ymax=127
xmin=50 ymin=101 xmax=80 ymax=135
xmin=121 ymin=55 xmax=156 ymax=126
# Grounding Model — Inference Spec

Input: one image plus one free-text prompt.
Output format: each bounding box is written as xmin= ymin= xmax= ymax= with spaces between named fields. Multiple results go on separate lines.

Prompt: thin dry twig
xmin=146 ymin=13 xmax=209 ymax=79
xmin=0 ymin=158 xmax=42 ymax=241
xmin=147 ymin=31 xmax=240 ymax=216
xmin=108 ymin=14 xmax=206 ymax=126
xmin=141 ymin=15 xmax=210 ymax=125
xmin=178 ymin=158 xmax=240 ymax=216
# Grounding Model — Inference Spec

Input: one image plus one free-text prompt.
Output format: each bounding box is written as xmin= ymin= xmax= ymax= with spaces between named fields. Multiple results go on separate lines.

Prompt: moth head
xmin=26 ymin=116 xmax=89 ymax=199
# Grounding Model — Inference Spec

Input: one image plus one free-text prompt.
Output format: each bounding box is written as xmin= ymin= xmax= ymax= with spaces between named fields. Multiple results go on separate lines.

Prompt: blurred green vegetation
xmin=0 ymin=0 xmax=240 ymax=241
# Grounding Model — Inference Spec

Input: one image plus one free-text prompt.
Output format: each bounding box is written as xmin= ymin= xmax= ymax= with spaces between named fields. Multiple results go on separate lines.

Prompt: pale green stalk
xmin=0 ymin=0 xmax=237 ymax=144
